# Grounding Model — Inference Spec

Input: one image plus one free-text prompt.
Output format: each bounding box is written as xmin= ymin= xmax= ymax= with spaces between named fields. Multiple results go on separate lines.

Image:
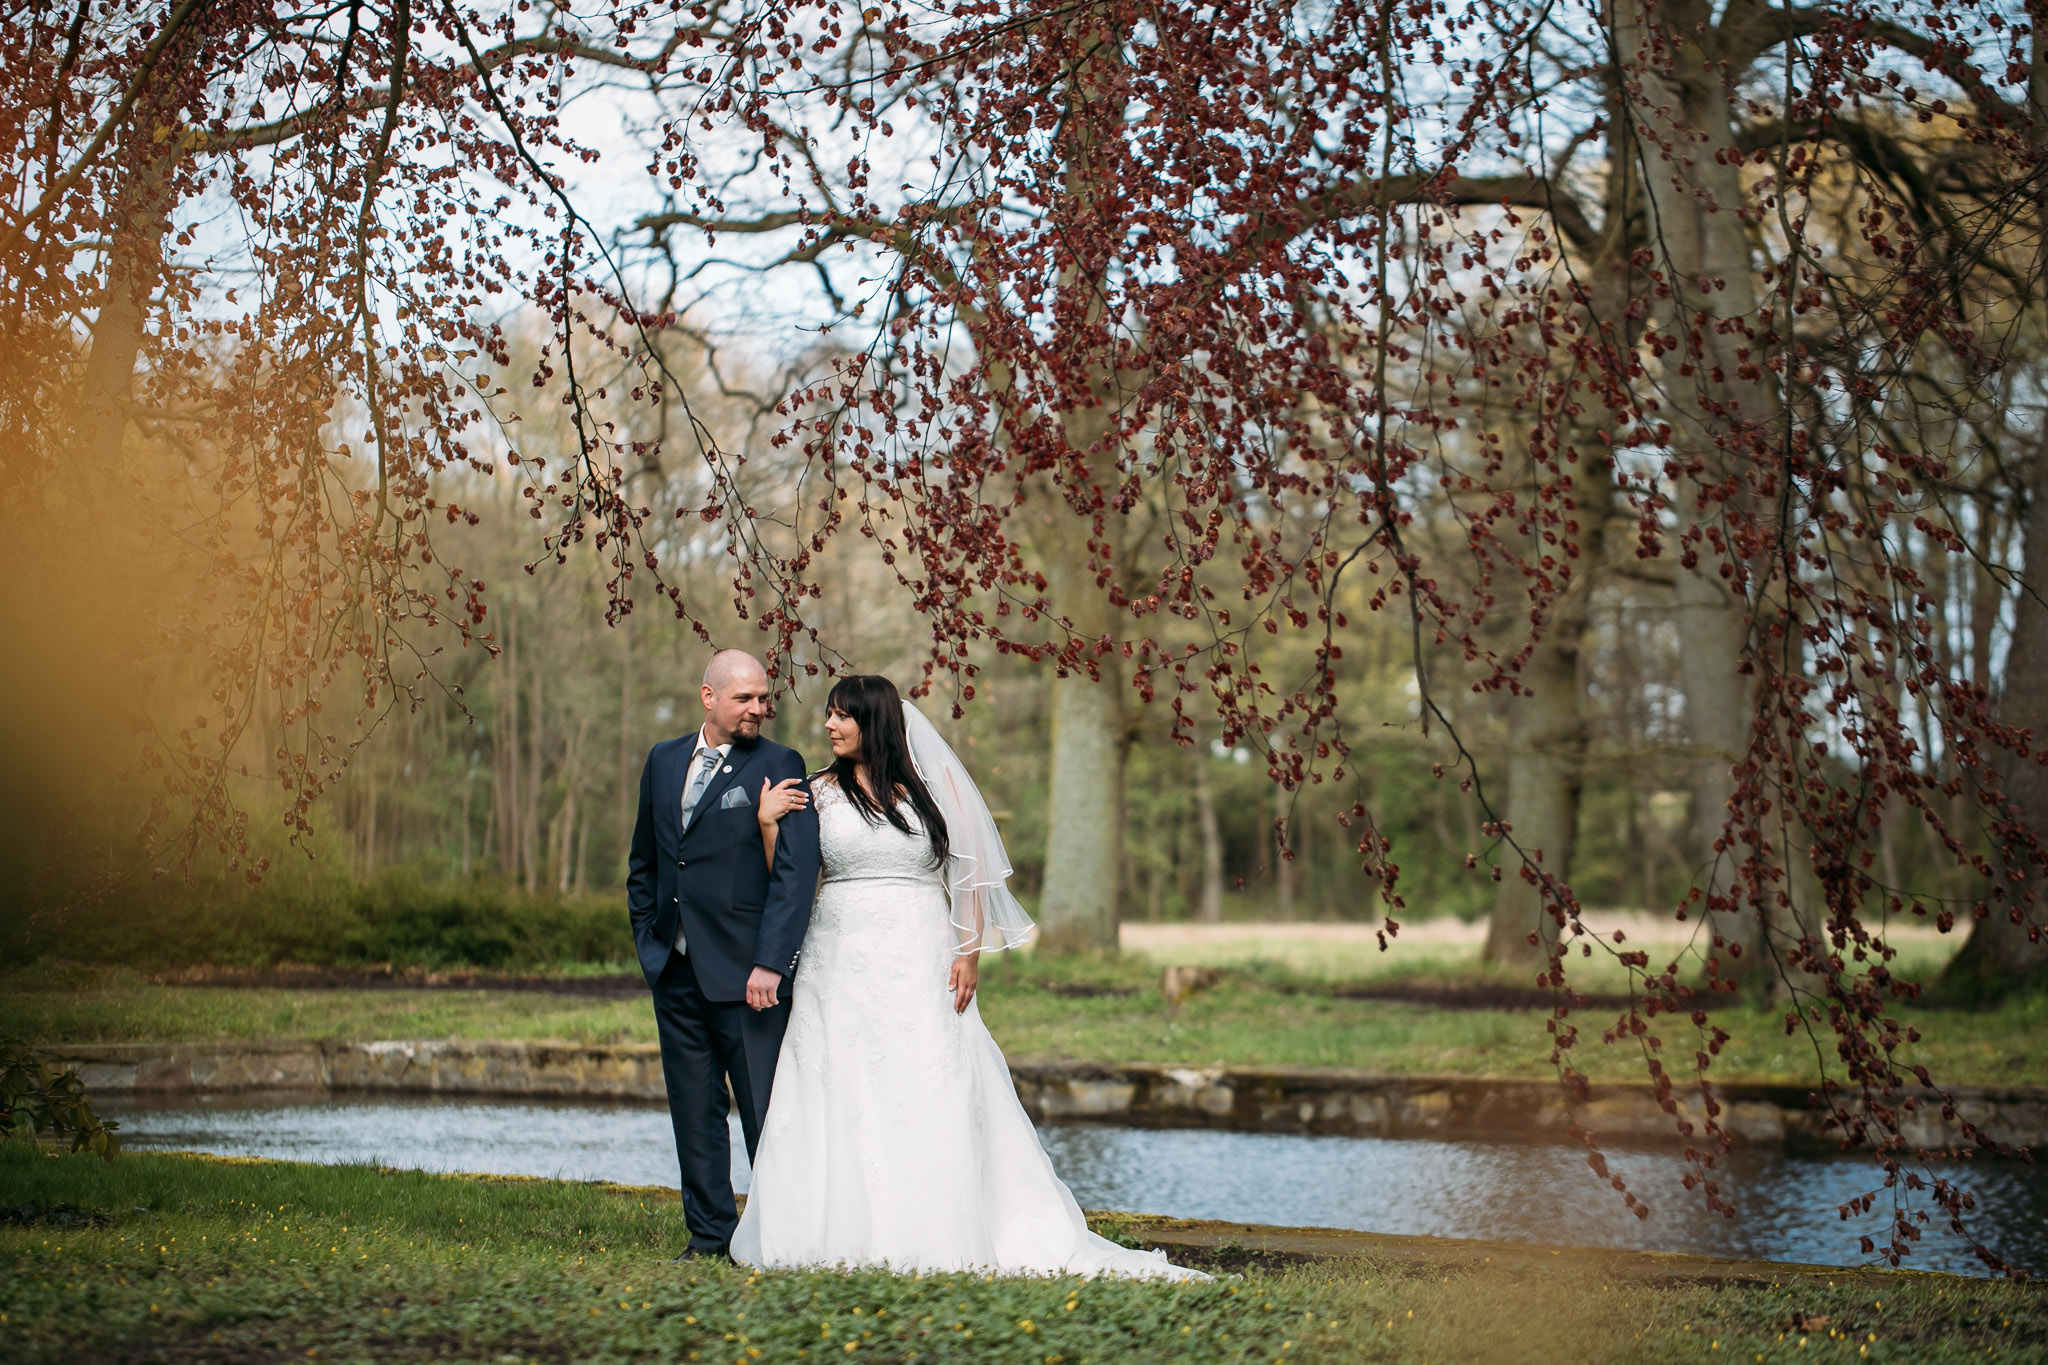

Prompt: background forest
xmin=16 ymin=301 xmax=2016 ymax=979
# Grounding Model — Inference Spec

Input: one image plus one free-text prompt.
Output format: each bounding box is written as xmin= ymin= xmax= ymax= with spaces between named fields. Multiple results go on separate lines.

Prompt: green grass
xmin=1 ymin=1146 xmax=2042 ymax=1364
xmin=980 ymin=954 xmax=2048 ymax=1085
xmin=6 ymin=957 xmax=2045 ymax=1087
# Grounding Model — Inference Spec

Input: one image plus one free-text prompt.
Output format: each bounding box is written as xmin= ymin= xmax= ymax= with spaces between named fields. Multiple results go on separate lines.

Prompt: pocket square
xmin=719 ymin=787 xmax=752 ymax=810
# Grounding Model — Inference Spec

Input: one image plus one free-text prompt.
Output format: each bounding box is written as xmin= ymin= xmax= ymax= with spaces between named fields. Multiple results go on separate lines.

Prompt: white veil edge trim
xmin=900 ymin=700 xmax=1038 ymax=955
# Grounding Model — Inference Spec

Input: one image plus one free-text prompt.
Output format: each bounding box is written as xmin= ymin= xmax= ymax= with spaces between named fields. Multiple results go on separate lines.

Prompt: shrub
xmin=0 ymin=1039 xmax=118 ymax=1159
xmin=11 ymin=864 xmax=629 ymax=973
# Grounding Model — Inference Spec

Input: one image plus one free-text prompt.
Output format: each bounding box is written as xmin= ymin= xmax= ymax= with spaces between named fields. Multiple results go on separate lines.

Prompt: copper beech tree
xmin=4 ymin=0 xmax=2046 ymax=1274
xmin=635 ymin=0 xmax=2048 ymax=1272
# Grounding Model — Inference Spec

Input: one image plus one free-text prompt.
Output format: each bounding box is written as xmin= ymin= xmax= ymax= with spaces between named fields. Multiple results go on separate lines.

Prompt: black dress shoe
xmin=672 ymin=1246 xmax=733 ymax=1264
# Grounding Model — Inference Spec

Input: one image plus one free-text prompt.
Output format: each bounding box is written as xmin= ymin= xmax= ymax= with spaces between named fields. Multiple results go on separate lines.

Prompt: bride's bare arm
xmin=757 ymin=776 xmax=809 ymax=867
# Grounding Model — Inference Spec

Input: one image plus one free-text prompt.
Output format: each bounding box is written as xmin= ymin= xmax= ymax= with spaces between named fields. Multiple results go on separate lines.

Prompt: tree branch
xmin=1245 ymin=171 xmax=1600 ymax=257
xmin=1733 ymin=6 xmax=2019 ymax=125
xmin=0 ymin=0 xmax=212 ymax=257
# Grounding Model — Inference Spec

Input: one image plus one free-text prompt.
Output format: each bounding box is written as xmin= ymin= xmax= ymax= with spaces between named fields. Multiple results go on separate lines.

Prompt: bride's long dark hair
xmin=824 ymin=675 xmax=950 ymax=866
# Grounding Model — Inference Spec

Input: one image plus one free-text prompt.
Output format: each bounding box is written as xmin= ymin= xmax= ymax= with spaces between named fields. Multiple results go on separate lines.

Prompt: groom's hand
xmin=745 ymin=966 xmax=782 ymax=1011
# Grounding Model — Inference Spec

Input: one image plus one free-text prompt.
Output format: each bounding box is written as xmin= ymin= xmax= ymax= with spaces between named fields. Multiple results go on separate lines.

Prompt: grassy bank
xmin=2 ymin=1147 xmax=2042 ymax=1364
xmin=7 ymin=957 xmax=2045 ymax=1087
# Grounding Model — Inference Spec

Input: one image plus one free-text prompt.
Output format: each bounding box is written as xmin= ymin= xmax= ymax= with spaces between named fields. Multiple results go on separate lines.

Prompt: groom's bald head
xmin=700 ymin=650 xmax=770 ymax=745
xmin=704 ymin=649 xmax=765 ymax=692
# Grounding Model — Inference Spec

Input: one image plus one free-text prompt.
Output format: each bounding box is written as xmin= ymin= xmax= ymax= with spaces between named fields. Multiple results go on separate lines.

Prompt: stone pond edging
xmin=47 ymin=1040 xmax=2047 ymax=1153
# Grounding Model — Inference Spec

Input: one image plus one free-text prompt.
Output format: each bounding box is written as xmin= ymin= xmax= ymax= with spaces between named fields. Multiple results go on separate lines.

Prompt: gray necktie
xmin=681 ymin=746 xmax=721 ymax=830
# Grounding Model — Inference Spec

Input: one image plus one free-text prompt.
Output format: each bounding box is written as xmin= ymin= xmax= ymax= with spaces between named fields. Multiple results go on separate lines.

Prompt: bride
xmin=730 ymin=674 xmax=1204 ymax=1280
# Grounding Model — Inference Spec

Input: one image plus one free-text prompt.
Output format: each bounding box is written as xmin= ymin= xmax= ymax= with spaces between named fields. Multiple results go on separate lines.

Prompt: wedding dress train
xmin=730 ymin=778 xmax=1200 ymax=1279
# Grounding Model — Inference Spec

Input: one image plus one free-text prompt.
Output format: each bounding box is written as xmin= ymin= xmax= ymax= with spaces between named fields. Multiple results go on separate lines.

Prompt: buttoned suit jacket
xmin=626 ymin=733 xmax=821 ymax=1002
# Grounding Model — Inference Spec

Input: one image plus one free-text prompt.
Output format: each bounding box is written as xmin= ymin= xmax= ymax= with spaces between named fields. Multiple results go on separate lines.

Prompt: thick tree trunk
xmin=1616 ymin=0 xmax=1779 ymax=974
xmin=1036 ymin=667 xmax=1127 ymax=951
xmin=1028 ymin=513 xmax=1129 ymax=950
xmin=1480 ymin=447 xmax=1608 ymax=966
xmin=24 ymin=138 xmax=179 ymax=886
xmin=1675 ymin=535 xmax=1762 ymax=966
xmin=1025 ymin=29 xmax=1138 ymax=955
xmin=1481 ymin=649 xmax=1585 ymax=966
xmin=1025 ymin=388 xmax=1130 ymax=952
xmin=79 ymin=156 xmax=171 ymax=489
xmin=1941 ymin=441 xmax=2048 ymax=996
xmin=1481 ymin=92 xmax=1625 ymax=965
xmin=1938 ymin=4 xmax=2048 ymax=997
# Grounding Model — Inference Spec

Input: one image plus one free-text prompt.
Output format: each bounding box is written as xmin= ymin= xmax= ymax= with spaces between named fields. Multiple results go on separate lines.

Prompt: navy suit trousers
xmin=650 ymin=950 xmax=788 ymax=1254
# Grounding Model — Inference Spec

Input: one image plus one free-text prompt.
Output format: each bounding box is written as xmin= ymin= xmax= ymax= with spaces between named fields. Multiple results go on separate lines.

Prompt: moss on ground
xmin=1 ymin=1147 xmax=2041 ymax=1364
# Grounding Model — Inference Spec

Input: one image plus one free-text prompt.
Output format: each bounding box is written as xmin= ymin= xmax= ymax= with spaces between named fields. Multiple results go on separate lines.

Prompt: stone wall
xmin=1007 ymin=1060 xmax=2048 ymax=1153
xmin=48 ymin=1041 xmax=2047 ymax=1153
xmin=57 ymin=1040 xmax=669 ymax=1104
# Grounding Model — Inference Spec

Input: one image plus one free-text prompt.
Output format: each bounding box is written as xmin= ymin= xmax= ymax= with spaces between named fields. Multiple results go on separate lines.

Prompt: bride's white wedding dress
xmin=730 ymin=777 xmax=1201 ymax=1279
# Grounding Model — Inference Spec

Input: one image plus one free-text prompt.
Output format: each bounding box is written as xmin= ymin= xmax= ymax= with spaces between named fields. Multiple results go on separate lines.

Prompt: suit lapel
xmin=680 ymin=739 xmax=762 ymax=844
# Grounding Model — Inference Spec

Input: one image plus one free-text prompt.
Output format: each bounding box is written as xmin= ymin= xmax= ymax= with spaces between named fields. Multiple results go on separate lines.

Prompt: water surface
xmin=100 ymin=1093 xmax=2044 ymax=1277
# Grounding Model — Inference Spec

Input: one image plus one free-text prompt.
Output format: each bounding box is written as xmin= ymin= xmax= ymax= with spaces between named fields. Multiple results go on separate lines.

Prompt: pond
xmin=99 ymin=1093 xmax=2045 ymax=1278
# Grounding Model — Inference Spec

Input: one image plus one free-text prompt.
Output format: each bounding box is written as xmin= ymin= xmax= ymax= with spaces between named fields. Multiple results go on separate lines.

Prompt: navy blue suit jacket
xmin=626 ymin=733 xmax=821 ymax=1002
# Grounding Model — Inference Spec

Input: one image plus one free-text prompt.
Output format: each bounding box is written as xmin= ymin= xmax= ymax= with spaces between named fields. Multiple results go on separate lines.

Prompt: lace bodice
xmin=815 ymin=776 xmax=945 ymax=889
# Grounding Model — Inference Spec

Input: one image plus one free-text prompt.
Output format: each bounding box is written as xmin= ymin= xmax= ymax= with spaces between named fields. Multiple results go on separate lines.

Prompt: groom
xmin=627 ymin=648 xmax=820 ymax=1258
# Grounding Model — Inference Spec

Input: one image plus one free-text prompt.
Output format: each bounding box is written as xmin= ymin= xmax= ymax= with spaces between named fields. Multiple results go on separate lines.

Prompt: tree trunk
xmin=1274 ymin=783 xmax=1297 ymax=920
xmin=574 ymin=800 xmax=590 ymax=892
xmin=498 ymin=608 xmax=520 ymax=880
xmin=1481 ymin=666 xmax=1584 ymax=966
xmin=362 ymin=753 xmax=378 ymax=877
xmin=1480 ymin=89 xmax=1626 ymax=965
xmin=1616 ymin=0 xmax=1780 ymax=974
xmin=1480 ymin=437 xmax=1606 ymax=968
xmin=79 ymin=148 xmax=174 ymax=492
xmin=1938 ymin=7 xmax=2048 ymax=997
xmin=619 ymin=595 xmax=635 ymax=869
xmin=1023 ymin=30 xmax=1137 ymax=955
xmin=1193 ymin=745 xmax=1224 ymax=923
xmin=556 ymin=781 xmax=576 ymax=894
xmin=523 ymin=627 xmax=544 ymax=893
xmin=1941 ymin=439 xmax=2048 ymax=996
xmin=1036 ymin=667 xmax=1127 ymax=952
xmin=1024 ymin=392 xmax=1130 ymax=953
xmin=1626 ymin=786 xmax=1650 ymax=911
xmin=1675 ymin=535 xmax=1762 ymax=967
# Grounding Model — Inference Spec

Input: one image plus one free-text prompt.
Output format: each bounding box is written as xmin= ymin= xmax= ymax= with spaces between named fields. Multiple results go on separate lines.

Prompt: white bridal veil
xmin=900 ymin=701 xmax=1038 ymax=955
